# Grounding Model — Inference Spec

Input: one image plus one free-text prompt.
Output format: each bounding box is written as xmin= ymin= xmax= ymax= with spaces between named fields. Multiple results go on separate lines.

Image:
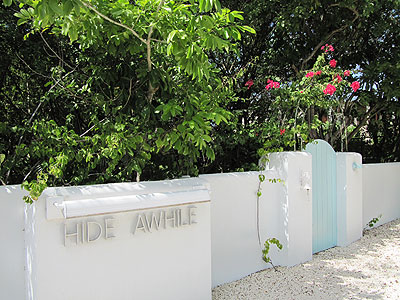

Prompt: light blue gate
xmin=306 ymin=139 xmax=337 ymax=253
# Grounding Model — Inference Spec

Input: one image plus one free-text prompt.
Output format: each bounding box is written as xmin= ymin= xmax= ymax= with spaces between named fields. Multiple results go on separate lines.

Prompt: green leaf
xmin=166 ymin=43 xmax=173 ymax=55
xmin=3 ymin=0 xmax=12 ymax=7
xmin=156 ymin=138 xmax=164 ymax=149
xmin=69 ymin=26 xmax=78 ymax=41
xmin=72 ymin=0 xmax=81 ymax=15
xmin=63 ymin=0 xmax=74 ymax=15
xmin=202 ymin=135 xmax=212 ymax=142
xmin=20 ymin=9 xmax=30 ymax=18
xmin=199 ymin=0 xmax=205 ymax=11
xmin=0 ymin=154 xmax=5 ymax=165
xmin=206 ymin=147 xmax=215 ymax=160
xmin=214 ymin=0 xmax=221 ymax=12
xmin=242 ymin=25 xmax=256 ymax=34
xmin=167 ymin=30 xmax=178 ymax=43
xmin=49 ymin=0 xmax=63 ymax=15
xmin=17 ymin=18 xmax=29 ymax=26
xmin=231 ymin=11 xmax=244 ymax=20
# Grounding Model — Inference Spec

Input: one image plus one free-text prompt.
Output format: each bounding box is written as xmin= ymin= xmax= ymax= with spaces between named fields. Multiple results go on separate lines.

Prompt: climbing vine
xmin=256 ymin=157 xmax=283 ymax=268
xmin=262 ymin=238 xmax=283 ymax=271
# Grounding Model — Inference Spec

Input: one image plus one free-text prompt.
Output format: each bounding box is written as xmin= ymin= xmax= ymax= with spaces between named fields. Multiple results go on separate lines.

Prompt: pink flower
xmin=245 ymin=79 xmax=254 ymax=89
xmin=344 ymin=70 xmax=351 ymax=77
xmin=280 ymin=129 xmax=285 ymax=135
xmin=323 ymin=83 xmax=336 ymax=95
xmin=329 ymin=59 xmax=337 ymax=68
xmin=265 ymin=79 xmax=280 ymax=90
xmin=305 ymin=71 xmax=314 ymax=78
xmin=351 ymin=81 xmax=360 ymax=92
xmin=300 ymin=90 xmax=304 ymax=93
xmin=322 ymin=44 xmax=334 ymax=52
xmin=315 ymin=71 xmax=322 ymax=76
xmin=335 ymin=75 xmax=343 ymax=83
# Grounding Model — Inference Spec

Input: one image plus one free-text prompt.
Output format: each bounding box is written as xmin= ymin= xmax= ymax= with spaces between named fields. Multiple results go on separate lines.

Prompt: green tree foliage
xmin=1 ymin=0 xmax=252 ymax=201
xmin=1 ymin=0 xmax=399 ymax=200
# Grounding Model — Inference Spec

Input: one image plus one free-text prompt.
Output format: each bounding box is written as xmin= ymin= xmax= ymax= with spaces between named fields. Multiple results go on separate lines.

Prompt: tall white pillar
xmin=336 ymin=152 xmax=363 ymax=246
xmin=269 ymin=152 xmax=313 ymax=266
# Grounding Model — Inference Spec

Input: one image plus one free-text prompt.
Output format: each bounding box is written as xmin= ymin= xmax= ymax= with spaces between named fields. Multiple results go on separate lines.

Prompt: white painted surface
xmin=7 ymin=156 xmax=398 ymax=298
xmin=47 ymin=188 xmax=210 ymax=219
xmin=207 ymin=152 xmax=312 ymax=287
xmin=0 ymin=185 xmax=27 ymax=300
xmin=269 ymin=152 xmax=313 ymax=267
xmin=363 ymin=162 xmax=400 ymax=227
xmin=2 ymin=179 xmax=212 ymax=300
xmin=336 ymin=153 xmax=363 ymax=247
xmin=203 ymin=171 xmax=281 ymax=287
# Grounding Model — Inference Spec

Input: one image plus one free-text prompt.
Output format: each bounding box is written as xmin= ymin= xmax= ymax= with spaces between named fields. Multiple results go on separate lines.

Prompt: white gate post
xmin=336 ymin=152 xmax=363 ymax=246
xmin=269 ymin=152 xmax=313 ymax=266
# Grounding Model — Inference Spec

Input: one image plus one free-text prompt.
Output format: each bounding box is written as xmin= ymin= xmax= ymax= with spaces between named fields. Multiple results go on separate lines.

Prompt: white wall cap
xmin=42 ymin=177 xmax=208 ymax=199
xmin=44 ymin=178 xmax=210 ymax=220
xmin=46 ymin=189 xmax=210 ymax=220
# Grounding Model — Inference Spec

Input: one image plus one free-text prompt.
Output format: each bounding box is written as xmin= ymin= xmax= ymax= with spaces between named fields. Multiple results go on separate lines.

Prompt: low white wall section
xmin=363 ymin=162 xmax=400 ymax=226
xmin=336 ymin=153 xmax=363 ymax=246
xmin=1 ymin=179 xmax=212 ymax=300
xmin=203 ymin=171 xmax=281 ymax=287
xmin=206 ymin=152 xmax=312 ymax=287
xmin=0 ymin=185 xmax=27 ymax=300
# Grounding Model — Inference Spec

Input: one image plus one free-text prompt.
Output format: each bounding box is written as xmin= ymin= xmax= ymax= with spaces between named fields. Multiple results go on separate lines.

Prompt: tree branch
xmin=4 ymin=71 xmax=72 ymax=183
xmin=81 ymin=1 xmax=146 ymax=44
xmin=79 ymin=117 xmax=107 ymax=137
xmin=346 ymin=102 xmax=386 ymax=143
xmin=300 ymin=6 xmax=360 ymax=70
xmin=146 ymin=0 xmax=165 ymax=103
xmin=39 ymin=31 xmax=75 ymax=70
xmin=15 ymin=53 xmax=51 ymax=79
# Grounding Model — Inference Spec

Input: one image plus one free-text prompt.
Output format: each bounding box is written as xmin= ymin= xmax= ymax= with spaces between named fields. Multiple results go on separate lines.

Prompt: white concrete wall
xmin=336 ymin=153 xmax=363 ymax=247
xmin=207 ymin=152 xmax=313 ymax=287
xmin=269 ymin=152 xmax=313 ymax=267
xmin=1 ymin=179 xmax=212 ymax=300
xmin=7 ymin=150 xmax=383 ymax=296
xmin=363 ymin=162 xmax=400 ymax=227
xmin=0 ymin=185 xmax=27 ymax=300
xmin=203 ymin=171 xmax=281 ymax=287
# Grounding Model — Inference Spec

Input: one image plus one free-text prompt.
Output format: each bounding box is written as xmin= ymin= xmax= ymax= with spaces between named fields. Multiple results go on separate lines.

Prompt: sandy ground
xmin=212 ymin=219 xmax=400 ymax=300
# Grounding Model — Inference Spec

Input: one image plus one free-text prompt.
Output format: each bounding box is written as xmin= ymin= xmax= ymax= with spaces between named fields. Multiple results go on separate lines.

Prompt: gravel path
xmin=212 ymin=219 xmax=400 ymax=300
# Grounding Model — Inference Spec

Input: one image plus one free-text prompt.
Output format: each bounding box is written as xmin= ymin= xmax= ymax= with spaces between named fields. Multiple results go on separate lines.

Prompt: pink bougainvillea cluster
xmin=351 ymin=81 xmax=360 ymax=92
xmin=321 ymin=44 xmax=334 ymax=52
xmin=244 ymin=45 xmax=360 ymax=96
xmin=323 ymin=83 xmax=336 ymax=95
xmin=305 ymin=70 xmax=322 ymax=78
xmin=303 ymin=44 xmax=360 ymax=96
xmin=265 ymin=79 xmax=280 ymax=90
xmin=334 ymin=75 xmax=343 ymax=83
xmin=245 ymin=79 xmax=254 ymax=89
xmin=244 ymin=79 xmax=280 ymax=90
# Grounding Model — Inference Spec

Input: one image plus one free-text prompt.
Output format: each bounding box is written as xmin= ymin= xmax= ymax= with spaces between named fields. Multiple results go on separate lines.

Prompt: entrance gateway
xmin=306 ymin=140 xmax=337 ymax=253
